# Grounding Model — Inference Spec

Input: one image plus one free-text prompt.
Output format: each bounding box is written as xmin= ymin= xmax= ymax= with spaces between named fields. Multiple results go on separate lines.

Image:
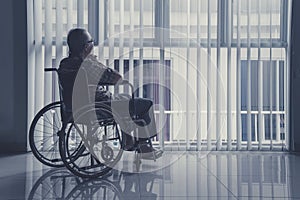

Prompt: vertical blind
xmin=27 ymin=0 xmax=292 ymax=151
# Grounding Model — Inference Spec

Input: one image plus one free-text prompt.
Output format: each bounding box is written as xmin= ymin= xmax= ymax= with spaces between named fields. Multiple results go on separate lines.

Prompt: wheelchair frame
xmin=29 ymin=67 xmax=157 ymax=178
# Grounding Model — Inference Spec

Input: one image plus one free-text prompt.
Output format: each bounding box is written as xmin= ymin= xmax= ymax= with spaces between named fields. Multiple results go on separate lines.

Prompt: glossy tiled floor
xmin=0 ymin=151 xmax=299 ymax=199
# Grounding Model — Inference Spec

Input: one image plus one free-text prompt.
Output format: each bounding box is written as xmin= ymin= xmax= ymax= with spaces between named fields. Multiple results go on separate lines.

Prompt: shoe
xmin=122 ymin=144 xmax=135 ymax=151
xmin=121 ymin=133 xmax=135 ymax=151
xmin=139 ymin=150 xmax=163 ymax=160
xmin=137 ymin=145 xmax=163 ymax=160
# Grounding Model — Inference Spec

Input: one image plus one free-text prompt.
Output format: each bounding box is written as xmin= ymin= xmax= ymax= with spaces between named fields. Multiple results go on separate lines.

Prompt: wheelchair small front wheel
xmin=101 ymin=144 xmax=114 ymax=162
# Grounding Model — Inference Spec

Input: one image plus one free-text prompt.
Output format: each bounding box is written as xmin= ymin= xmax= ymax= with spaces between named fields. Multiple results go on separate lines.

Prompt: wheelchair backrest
xmin=57 ymin=67 xmax=91 ymax=124
xmin=72 ymin=67 xmax=91 ymax=111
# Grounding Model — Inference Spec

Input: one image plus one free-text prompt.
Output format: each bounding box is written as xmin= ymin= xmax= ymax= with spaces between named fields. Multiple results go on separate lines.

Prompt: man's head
xmin=67 ymin=28 xmax=94 ymax=58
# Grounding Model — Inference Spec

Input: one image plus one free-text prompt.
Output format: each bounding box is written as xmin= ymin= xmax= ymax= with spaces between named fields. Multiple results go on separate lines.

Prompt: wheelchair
xmin=29 ymin=67 xmax=159 ymax=178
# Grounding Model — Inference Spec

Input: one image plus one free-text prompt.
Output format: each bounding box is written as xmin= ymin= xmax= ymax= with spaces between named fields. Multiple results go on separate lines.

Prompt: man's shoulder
xmin=81 ymin=56 xmax=108 ymax=73
xmin=83 ymin=55 xmax=106 ymax=67
xmin=60 ymin=56 xmax=82 ymax=65
xmin=59 ymin=57 xmax=82 ymax=71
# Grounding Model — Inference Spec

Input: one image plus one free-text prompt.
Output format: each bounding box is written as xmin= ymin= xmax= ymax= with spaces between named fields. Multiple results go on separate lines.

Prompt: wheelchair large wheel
xmin=27 ymin=169 xmax=80 ymax=200
xmin=60 ymin=104 xmax=124 ymax=178
xmin=29 ymin=101 xmax=65 ymax=167
xmin=66 ymin=177 xmax=123 ymax=199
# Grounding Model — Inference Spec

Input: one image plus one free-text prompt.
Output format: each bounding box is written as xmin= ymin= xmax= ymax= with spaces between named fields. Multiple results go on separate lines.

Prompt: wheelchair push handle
xmin=45 ymin=68 xmax=58 ymax=72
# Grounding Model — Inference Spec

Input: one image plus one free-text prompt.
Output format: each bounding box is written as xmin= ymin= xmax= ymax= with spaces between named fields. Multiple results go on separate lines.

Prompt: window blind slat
xmin=53 ymin=0 xmax=64 ymax=151
xmin=159 ymin=48 xmax=165 ymax=149
xmin=207 ymin=0 xmax=212 ymax=150
xmin=216 ymin=0 xmax=222 ymax=150
xmin=129 ymin=0 xmax=134 ymax=87
xmin=269 ymin=0 xmax=274 ymax=150
xmin=285 ymin=0 xmax=292 ymax=150
xmin=108 ymin=0 xmax=115 ymax=95
xmin=119 ymin=0 xmax=124 ymax=93
xmin=186 ymin=0 xmax=191 ymax=150
xmin=159 ymin=1 xmax=165 ymax=149
xmin=236 ymin=0 xmax=242 ymax=150
xmin=27 ymin=0 xmax=35 ymax=151
xmin=262 ymin=114 xmax=266 ymax=142
xmin=108 ymin=0 xmax=114 ymax=68
xmin=77 ymin=0 xmax=84 ymax=27
xmin=139 ymin=0 xmax=144 ymax=98
xmin=246 ymin=0 xmax=252 ymax=150
xmin=254 ymin=114 xmax=258 ymax=143
xmin=227 ymin=0 xmax=232 ymax=150
xmin=67 ymin=0 xmax=73 ymax=31
xmin=276 ymin=60 xmax=280 ymax=141
xmin=196 ymin=0 xmax=202 ymax=150
xmin=34 ymin=0 xmax=44 ymax=151
xmin=44 ymin=0 xmax=52 ymax=106
xmin=258 ymin=0 xmax=263 ymax=149
xmin=98 ymin=0 xmax=104 ymax=63
xmin=55 ymin=0 xmax=63 ymax=101
xmin=43 ymin=0 xmax=54 ymax=151
xmin=34 ymin=0 xmax=43 ymax=114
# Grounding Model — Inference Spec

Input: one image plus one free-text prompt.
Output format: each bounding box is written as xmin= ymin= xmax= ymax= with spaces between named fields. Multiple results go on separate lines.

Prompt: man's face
xmin=83 ymin=31 xmax=94 ymax=56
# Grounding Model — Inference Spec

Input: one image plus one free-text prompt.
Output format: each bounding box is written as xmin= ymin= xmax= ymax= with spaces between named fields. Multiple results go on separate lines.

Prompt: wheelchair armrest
xmin=88 ymin=84 xmax=98 ymax=91
xmin=97 ymin=80 xmax=135 ymax=100
xmin=115 ymin=80 xmax=135 ymax=100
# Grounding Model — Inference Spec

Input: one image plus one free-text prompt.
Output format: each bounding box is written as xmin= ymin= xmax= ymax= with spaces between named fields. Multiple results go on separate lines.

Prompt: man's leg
xmin=121 ymin=130 xmax=135 ymax=151
xmin=106 ymin=98 xmax=162 ymax=157
xmin=129 ymin=98 xmax=163 ymax=158
xmin=95 ymin=100 xmax=134 ymax=150
xmin=129 ymin=98 xmax=157 ymax=139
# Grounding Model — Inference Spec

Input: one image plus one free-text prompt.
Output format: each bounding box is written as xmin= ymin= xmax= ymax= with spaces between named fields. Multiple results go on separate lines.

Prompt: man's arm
xmin=100 ymin=67 xmax=122 ymax=85
xmin=83 ymin=55 xmax=122 ymax=85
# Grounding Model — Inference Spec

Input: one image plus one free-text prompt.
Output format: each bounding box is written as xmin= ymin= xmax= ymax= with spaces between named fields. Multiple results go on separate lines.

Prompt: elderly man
xmin=58 ymin=28 xmax=162 ymax=159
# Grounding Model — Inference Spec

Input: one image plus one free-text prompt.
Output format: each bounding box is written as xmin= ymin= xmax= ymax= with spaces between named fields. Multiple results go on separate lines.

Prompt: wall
xmin=290 ymin=0 xmax=300 ymax=152
xmin=0 ymin=0 xmax=27 ymax=153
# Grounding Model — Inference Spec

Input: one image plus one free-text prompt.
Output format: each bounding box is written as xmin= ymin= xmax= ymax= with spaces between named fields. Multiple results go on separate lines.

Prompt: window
xmin=28 ymin=0 xmax=292 ymax=151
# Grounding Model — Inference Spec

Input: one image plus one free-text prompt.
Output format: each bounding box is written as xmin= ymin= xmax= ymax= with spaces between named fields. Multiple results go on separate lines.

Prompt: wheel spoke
xmin=36 ymin=122 xmax=60 ymax=131
xmin=30 ymin=102 xmax=64 ymax=167
xmin=43 ymin=111 xmax=60 ymax=130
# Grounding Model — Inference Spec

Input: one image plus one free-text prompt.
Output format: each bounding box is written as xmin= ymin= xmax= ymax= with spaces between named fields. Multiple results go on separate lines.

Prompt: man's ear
xmin=85 ymin=44 xmax=93 ymax=53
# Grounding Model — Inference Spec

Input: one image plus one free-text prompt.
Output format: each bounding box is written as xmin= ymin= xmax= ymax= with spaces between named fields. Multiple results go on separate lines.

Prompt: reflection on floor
xmin=0 ymin=151 xmax=299 ymax=199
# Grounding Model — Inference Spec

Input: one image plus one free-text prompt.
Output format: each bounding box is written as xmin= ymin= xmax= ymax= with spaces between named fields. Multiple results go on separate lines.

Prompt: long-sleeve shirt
xmin=58 ymin=54 xmax=122 ymax=111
